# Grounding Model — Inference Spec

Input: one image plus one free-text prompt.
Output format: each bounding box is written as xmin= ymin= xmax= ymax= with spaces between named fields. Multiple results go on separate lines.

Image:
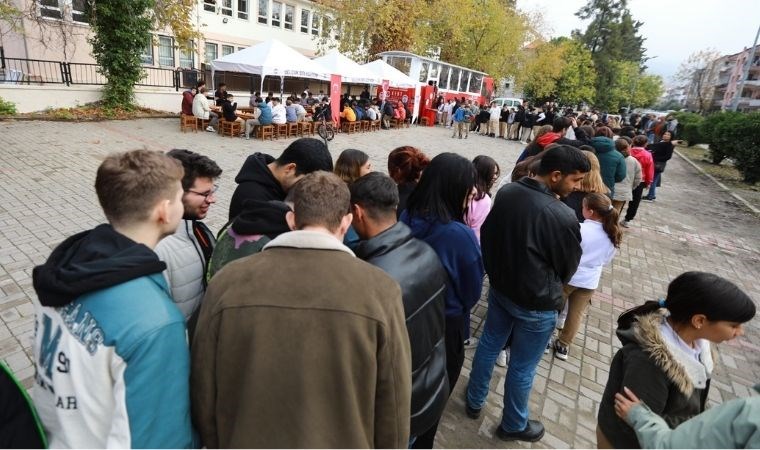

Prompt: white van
xmin=491 ymin=97 xmax=523 ymax=109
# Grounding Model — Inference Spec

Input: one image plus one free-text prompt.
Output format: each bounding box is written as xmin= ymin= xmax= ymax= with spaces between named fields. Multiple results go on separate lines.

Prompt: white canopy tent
xmin=312 ymin=49 xmax=382 ymax=85
xmin=210 ymin=38 xmax=332 ymax=94
xmin=362 ymin=59 xmax=419 ymax=88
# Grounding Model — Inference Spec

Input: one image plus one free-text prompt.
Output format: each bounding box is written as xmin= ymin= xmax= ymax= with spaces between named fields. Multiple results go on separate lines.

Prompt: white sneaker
xmin=496 ymin=349 xmax=509 ymax=367
xmin=206 ymin=126 xmax=215 ymax=132
xmin=621 ymin=220 xmax=631 ymax=228
xmin=464 ymin=337 xmax=479 ymax=348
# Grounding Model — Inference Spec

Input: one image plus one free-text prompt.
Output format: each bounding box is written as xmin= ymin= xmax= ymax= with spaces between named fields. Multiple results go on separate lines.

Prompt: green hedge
xmin=674 ymin=112 xmax=705 ymax=146
xmin=702 ymin=111 xmax=760 ymax=183
xmin=0 ymin=97 xmax=16 ymax=116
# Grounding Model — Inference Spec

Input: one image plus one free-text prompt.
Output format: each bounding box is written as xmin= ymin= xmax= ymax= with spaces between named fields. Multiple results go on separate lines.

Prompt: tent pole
xmin=260 ymin=76 xmax=265 ymax=96
xmin=280 ymin=76 xmax=284 ymax=100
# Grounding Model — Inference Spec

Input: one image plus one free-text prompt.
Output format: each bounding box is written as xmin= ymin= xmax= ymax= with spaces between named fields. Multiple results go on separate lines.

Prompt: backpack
xmin=0 ymin=362 xmax=47 ymax=448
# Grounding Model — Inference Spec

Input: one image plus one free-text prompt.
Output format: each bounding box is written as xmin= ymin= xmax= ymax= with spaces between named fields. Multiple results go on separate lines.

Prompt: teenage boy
xmin=155 ymin=149 xmax=222 ymax=322
xmin=32 ymin=150 xmax=194 ymax=448
xmin=193 ymin=171 xmax=411 ymax=448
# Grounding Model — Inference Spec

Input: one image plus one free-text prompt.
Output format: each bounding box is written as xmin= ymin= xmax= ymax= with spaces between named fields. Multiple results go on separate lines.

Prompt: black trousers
xmin=412 ymin=314 xmax=465 ymax=448
xmin=625 ymin=182 xmax=646 ymax=222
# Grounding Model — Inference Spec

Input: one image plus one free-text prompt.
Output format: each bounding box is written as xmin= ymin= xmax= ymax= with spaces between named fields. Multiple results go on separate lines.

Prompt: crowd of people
xmin=181 ymin=82 xmax=418 ymax=139
xmin=1 ymin=99 xmax=756 ymax=448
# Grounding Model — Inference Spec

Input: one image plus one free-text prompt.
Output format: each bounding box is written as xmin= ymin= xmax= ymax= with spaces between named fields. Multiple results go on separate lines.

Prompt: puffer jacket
xmin=354 ymin=222 xmax=449 ymax=437
xmin=592 ymin=136 xmax=627 ymax=196
xmin=155 ymin=219 xmax=215 ymax=320
xmin=598 ymin=311 xmax=714 ymax=449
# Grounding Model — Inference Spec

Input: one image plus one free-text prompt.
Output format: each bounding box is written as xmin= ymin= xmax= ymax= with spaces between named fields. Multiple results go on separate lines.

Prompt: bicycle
xmin=314 ymin=111 xmax=335 ymax=142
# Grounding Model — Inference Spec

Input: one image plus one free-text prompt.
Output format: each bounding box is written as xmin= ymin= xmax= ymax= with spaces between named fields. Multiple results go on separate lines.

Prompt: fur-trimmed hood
xmin=617 ymin=311 xmax=714 ymax=396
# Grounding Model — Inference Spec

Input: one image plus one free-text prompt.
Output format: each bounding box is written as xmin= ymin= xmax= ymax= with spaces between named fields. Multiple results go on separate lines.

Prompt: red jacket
xmin=181 ymin=90 xmax=194 ymax=115
xmin=630 ymin=147 xmax=654 ymax=184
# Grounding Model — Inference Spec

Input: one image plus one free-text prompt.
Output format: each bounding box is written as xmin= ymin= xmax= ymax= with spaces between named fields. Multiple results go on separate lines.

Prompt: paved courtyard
xmin=1 ymin=118 xmax=758 ymax=448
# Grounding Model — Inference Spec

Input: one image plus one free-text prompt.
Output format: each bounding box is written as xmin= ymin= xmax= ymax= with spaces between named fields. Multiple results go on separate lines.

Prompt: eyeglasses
xmin=186 ymin=184 xmax=219 ymax=200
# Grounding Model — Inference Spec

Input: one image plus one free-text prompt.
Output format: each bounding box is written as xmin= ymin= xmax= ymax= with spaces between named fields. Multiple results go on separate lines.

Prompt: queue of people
xmin=6 ymin=116 xmax=756 ymax=449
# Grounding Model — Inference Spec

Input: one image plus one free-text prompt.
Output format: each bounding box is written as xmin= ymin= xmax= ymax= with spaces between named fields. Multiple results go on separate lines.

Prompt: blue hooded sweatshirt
xmin=257 ymin=101 xmax=273 ymax=125
xmin=400 ymin=212 xmax=484 ymax=317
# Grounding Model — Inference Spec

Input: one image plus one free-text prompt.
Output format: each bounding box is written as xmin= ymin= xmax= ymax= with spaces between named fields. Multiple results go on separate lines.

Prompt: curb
xmin=674 ymin=148 xmax=760 ymax=216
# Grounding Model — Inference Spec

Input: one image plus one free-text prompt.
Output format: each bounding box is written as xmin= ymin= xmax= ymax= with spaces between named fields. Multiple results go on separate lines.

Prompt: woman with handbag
xmin=645 ymin=131 xmax=682 ymax=201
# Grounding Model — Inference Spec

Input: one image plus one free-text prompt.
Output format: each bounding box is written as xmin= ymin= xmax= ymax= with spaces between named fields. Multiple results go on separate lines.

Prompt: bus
xmin=377 ymin=51 xmax=495 ymax=106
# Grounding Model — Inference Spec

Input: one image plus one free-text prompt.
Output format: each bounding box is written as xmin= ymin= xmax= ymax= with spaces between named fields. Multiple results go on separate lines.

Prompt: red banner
xmin=330 ymin=74 xmax=342 ymax=123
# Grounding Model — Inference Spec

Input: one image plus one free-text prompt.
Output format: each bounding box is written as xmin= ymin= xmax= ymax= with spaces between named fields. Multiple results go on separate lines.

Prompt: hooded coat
xmin=31 ymin=225 xmax=194 ymax=448
xmin=598 ymin=311 xmax=714 ymax=449
xmin=228 ymin=153 xmax=285 ymax=221
xmin=592 ymin=136 xmax=627 ymax=196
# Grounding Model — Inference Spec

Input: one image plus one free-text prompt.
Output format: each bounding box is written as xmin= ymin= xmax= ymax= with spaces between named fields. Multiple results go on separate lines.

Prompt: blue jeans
xmin=646 ymin=172 xmax=662 ymax=199
xmin=466 ymin=288 xmax=556 ymax=432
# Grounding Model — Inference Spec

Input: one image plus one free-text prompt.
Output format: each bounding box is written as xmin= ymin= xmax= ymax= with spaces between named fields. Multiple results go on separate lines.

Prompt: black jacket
xmin=354 ymin=222 xmax=449 ymax=437
xmin=598 ymin=312 xmax=712 ymax=448
xmin=648 ymin=141 xmax=675 ymax=163
xmin=515 ymin=108 xmax=525 ymax=124
xmin=481 ymin=178 xmax=582 ymax=311
xmin=228 ymin=153 xmax=285 ymax=221
xmin=0 ymin=362 xmax=45 ymax=448
xmin=221 ymin=100 xmax=238 ymax=122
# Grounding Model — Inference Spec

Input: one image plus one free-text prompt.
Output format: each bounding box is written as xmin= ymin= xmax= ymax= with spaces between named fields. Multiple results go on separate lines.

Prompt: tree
xmin=554 ymin=39 xmax=596 ymax=106
xmin=317 ymin=0 xmax=533 ymax=82
xmin=0 ymin=0 xmax=23 ymax=39
xmin=89 ymin=0 xmax=154 ymax=108
xmin=676 ymin=49 xmax=722 ymax=114
xmin=607 ymin=61 xmax=663 ymax=111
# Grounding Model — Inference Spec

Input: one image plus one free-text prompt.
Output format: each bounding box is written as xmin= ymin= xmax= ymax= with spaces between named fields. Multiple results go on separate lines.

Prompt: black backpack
xmin=0 ymin=362 xmax=47 ymax=448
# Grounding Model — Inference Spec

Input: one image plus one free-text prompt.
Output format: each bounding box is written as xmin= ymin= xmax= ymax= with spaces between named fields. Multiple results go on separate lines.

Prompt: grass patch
xmin=6 ymin=101 xmax=174 ymax=121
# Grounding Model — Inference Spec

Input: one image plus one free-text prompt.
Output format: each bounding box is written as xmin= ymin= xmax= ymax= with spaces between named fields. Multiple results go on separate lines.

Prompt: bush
xmin=702 ymin=111 xmax=744 ymax=165
xmin=674 ymin=112 xmax=704 ymax=146
xmin=0 ymin=97 xmax=17 ymax=116
xmin=729 ymin=112 xmax=760 ymax=184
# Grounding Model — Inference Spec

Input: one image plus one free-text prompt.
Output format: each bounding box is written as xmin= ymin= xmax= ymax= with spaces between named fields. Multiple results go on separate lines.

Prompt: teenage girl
xmin=553 ymin=193 xmax=621 ymax=360
xmin=597 ymin=271 xmax=756 ymax=448
xmin=465 ymin=155 xmax=500 ymax=244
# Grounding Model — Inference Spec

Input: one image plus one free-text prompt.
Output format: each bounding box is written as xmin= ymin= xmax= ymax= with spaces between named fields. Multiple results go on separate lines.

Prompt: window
xmin=419 ymin=62 xmax=428 ymax=83
xmin=258 ymin=0 xmax=268 ymax=24
xmin=459 ymin=70 xmax=469 ymax=92
xmin=311 ymin=12 xmax=319 ymax=35
xmin=284 ymin=4 xmax=294 ymax=30
xmin=179 ymin=43 xmax=194 ymax=69
xmin=140 ymin=37 xmax=154 ymax=65
xmin=438 ymin=65 xmax=450 ymax=89
xmin=158 ymin=36 xmax=174 ymax=67
xmin=71 ymin=0 xmax=88 ymax=23
xmin=39 ymin=0 xmax=62 ymax=19
xmin=469 ymin=73 xmax=483 ymax=94
xmin=203 ymin=0 xmax=216 ymax=12
xmin=300 ymin=9 xmax=310 ymax=33
xmin=237 ymin=0 xmax=248 ymax=19
xmin=333 ymin=19 xmax=341 ymax=39
xmin=429 ymin=63 xmax=439 ymax=80
xmin=271 ymin=1 xmax=281 ymax=27
xmin=222 ymin=45 xmax=235 ymax=56
xmin=205 ymin=42 xmax=218 ymax=64
xmin=221 ymin=0 xmax=232 ymax=16
xmin=449 ymin=68 xmax=460 ymax=92
xmin=387 ymin=56 xmax=411 ymax=76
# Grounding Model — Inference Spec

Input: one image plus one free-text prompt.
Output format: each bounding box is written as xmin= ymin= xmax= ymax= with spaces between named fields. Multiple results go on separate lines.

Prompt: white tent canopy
xmin=362 ymin=59 xmax=419 ymax=88
xmin=312 ymin=49 xmax=381 ymax=85
xmin=211 ymin=38 xmax=331 ymax=83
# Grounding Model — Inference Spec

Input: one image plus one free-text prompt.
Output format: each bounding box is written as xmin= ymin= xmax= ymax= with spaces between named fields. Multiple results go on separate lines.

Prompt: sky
xmin=515 ymin=0 xmax=759 ymax=84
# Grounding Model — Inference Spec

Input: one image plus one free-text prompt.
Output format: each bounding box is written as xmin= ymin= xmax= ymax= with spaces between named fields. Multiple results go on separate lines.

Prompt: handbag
xmin=654 ymin=161 xmax=667 ymax=173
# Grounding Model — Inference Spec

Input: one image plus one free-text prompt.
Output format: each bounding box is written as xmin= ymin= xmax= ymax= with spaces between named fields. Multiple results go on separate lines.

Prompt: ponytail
xmin=584 ymin=193 xmax=622 ymax=247
xmin=618 ymin=272 xmax=756 ymax=329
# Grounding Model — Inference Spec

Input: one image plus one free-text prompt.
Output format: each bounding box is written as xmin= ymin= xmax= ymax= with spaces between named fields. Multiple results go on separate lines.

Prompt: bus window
xmin=429 ymin=63 xmax=439 ymax=81
xmin=388 ymin=56 xmax=411 ymax=76
xmin=450 ymin=67 xmax=460 ymax=92
xmin=469 ymin=73 xmax=483 ymax=94
xmin=439 ymin=65 xmax=450 ymax=90
xmin=419 ymin=62 xmax=429 ymax=83
xmin=459 ymin=71 xmax=469 ymax=93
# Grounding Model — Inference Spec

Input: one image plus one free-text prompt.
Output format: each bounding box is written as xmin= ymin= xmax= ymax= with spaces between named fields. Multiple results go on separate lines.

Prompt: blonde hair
xmin=534 ymin=125 xmax=553 ymax=140
xmin=579 ymin=150 xmax=609 ymax=194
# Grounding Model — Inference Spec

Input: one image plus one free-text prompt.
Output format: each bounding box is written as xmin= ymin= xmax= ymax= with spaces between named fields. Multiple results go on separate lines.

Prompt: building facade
xmin=719 ymin=47 xmax=760 ymax=111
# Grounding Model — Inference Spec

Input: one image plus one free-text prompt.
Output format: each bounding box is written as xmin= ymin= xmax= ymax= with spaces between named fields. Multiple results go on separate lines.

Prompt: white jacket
xmin=192 ymin=93 xmax=211 ymax=120
xmin=154 ymin=219 xmax=213 ymax=319
xmin=613 ymin=156 xmax=642 ymax=202
xmin=568 ymin=220 xmax=616 ymax=289
xmin=271 ymin=104 xmax=287 ymax=124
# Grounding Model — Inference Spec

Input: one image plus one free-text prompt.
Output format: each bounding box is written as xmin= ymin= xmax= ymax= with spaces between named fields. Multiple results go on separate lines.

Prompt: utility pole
xmin=729 ymin=24 xmax=760 ymax=111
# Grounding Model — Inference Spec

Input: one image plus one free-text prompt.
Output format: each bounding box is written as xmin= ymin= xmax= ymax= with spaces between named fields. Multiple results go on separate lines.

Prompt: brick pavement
xmin=0 ymin=118 xmax=758 ymax=448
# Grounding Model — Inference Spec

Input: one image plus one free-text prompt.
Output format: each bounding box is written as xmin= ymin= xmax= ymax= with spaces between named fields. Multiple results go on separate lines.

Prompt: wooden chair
xmin=287 ymin=122 xmax=300 ymax=137
xmin=369 ymin=120 xmax=381 ymax=131
xmin=419 ymin=116 xmax=430 ymax=126
xmin=274 ymin=123 xmax=289 ymax=139
xmin=389 ymin=118 xmax=401 ymax=129
xmin=360 ymin=120 xmax=370 ymax=132
xmin=342 ymin=121 xmax=360 ymax=134
xmin=180 ymin=114 xmax=197 ymax=133
xmin=219 ymin=119 xmax=242 ymax=137
xmin=256 ymin=124 xmax=275 ymax=141
xmin=299 ymin=121 xmax=314 ymax=136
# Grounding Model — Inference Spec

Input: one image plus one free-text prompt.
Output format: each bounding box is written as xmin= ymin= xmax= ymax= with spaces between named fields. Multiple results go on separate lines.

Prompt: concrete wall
xmin=0 ymin=84 xmax=190 ymax=113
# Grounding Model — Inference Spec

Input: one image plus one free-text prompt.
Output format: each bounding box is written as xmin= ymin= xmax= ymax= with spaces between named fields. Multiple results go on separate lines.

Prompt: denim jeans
xmin=466 ymin=288 xmax=556 ymax=432
xmin=646 ymin=172 xmax=662 ymax=199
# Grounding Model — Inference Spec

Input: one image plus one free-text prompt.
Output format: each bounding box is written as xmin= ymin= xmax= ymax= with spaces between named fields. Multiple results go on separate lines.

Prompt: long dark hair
xmin=334 ymin=149 xmax=369 ymax=184
xmin=406 ymin=152 xmax=475 ymax=223
xmin=584 ymin=193 xmax=622 ymax=248
xmin=618 ymin=272 xmax=756 ymax=329
xmin=472 ymin=155 xmax=500 ymax=200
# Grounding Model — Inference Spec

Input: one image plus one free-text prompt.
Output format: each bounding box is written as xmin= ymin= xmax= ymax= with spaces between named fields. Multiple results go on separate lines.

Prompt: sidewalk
xmin=0 ymin=119 xmax=757 ymax=448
